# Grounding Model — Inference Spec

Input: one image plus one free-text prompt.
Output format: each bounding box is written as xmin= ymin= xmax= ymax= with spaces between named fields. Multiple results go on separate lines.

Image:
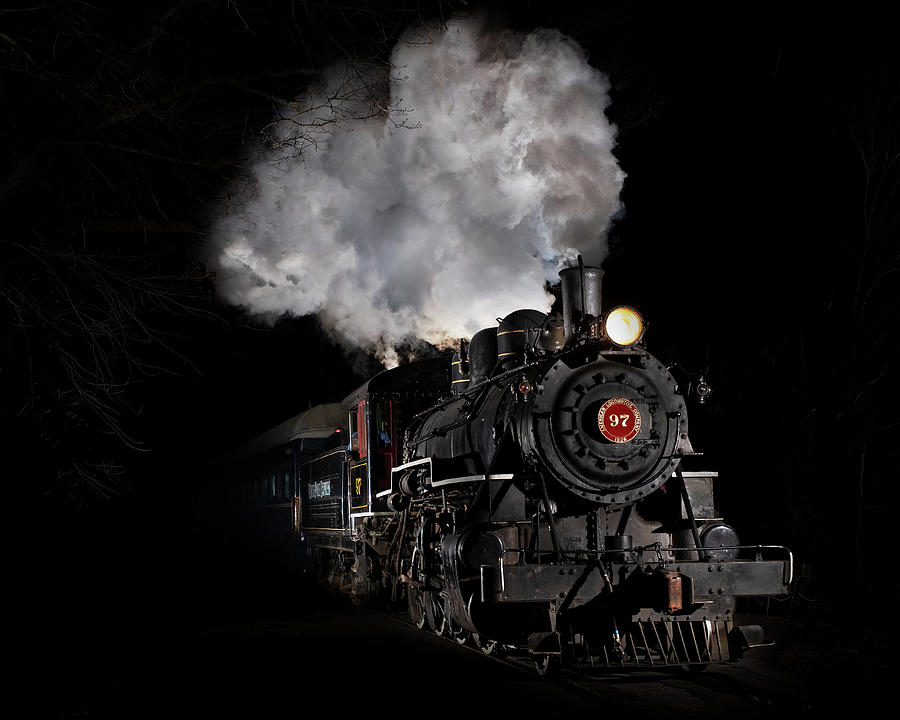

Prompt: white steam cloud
xmin=207 ymin=16 xmax=624 ymax=366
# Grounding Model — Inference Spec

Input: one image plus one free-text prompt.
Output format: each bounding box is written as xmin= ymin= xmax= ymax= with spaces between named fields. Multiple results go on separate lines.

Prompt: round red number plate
xmin=598 ymin=398 xmax=641 ymax=443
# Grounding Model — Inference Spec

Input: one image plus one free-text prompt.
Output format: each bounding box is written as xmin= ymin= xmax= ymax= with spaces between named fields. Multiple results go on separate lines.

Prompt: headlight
xmin=604 ymin=306 xmax=644 ymax=346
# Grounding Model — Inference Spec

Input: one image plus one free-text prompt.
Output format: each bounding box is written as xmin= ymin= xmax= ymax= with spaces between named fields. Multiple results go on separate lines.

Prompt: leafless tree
xmin=833 ymin=52 xmax=900 ymax=594
xmin=767 ymin=38 xmax=900 ymax=607
xmin=0 ymin=0 xmax=460 ymax=505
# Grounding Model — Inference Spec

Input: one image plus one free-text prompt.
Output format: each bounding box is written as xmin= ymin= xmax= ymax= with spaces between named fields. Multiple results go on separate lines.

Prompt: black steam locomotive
xmin=225 ymin=263 xmax=792 ymax=674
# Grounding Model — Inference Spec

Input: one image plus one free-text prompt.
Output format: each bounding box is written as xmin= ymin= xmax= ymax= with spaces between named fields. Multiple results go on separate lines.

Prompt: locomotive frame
xmin=221 ymin=263 xmax=792 ymax=674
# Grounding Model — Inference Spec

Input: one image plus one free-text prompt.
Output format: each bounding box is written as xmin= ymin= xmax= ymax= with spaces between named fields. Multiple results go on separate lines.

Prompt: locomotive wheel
xmin=406 ymin=550 xmax=427 ymax=629
xmin=424 ymin=591 xmax=447 ymax=636
xmin=442 ymin=596 xmax=469 ymax=644
xmin=472 ymin=634 xmax=497 ymax=655
xmin=407 ymin=586 xmax=426 ymax=629
xmin=447 ymin=617 xmax=470 ymax=645
xmin=449 ymin=621 xmax=469 ymax=645
xmin=534 ymin=655 xmax=561 ymax=678
xmin=409 ymin=588 xmax=427 ymax=629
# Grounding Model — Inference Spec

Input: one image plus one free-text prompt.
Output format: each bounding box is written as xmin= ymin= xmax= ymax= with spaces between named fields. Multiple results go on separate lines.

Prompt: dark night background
xmin=3 ymin=0 xmax=898 ymax=713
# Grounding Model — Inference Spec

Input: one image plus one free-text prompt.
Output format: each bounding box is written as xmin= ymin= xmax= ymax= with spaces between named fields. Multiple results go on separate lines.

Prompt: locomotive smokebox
xmin=560 ymin=263 xmax=604 ymax=344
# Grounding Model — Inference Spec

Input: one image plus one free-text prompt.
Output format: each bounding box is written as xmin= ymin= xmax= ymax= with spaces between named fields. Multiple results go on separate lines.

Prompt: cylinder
xmin=560 ymin=264 xmax=604 ymax=344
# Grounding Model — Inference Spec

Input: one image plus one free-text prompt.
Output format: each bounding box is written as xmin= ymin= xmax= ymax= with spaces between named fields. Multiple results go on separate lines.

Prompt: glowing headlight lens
xmin=604 ymin=306 xmax=644 ymax=346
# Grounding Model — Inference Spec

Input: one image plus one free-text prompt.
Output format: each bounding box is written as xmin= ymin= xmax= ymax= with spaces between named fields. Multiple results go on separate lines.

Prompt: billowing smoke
xmin=207 ymin=15 xmax=624 ymax=366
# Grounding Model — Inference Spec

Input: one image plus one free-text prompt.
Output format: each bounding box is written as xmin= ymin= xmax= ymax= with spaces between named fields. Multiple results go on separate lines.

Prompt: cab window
xmin=375 ymin=401 xmax=392 ymax=448
xmin=348 ymin=408 xmax=359 ymax=453
xmin=356 ymin=401 xmax=367 ymax=458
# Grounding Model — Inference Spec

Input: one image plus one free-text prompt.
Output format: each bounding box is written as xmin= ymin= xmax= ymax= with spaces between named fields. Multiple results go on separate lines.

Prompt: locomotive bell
xmin=560 ymin=264 xmax=603 ymax=345
xmin=539 ymin=314 xmax=565 ymax=353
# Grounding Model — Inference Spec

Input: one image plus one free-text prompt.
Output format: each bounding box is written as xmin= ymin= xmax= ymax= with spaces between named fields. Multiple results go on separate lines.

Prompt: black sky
xmin=150 ymin=3 xmax=897 ymax=449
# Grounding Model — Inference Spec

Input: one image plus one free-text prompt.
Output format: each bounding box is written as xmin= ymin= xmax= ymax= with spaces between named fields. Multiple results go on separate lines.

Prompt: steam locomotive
xmin=224 ymin=263 xmax=792 ymax=674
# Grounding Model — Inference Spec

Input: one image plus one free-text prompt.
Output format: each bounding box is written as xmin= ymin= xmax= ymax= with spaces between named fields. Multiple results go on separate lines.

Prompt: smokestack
xmin=560 ymin=260 xmax=603 ymax=344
